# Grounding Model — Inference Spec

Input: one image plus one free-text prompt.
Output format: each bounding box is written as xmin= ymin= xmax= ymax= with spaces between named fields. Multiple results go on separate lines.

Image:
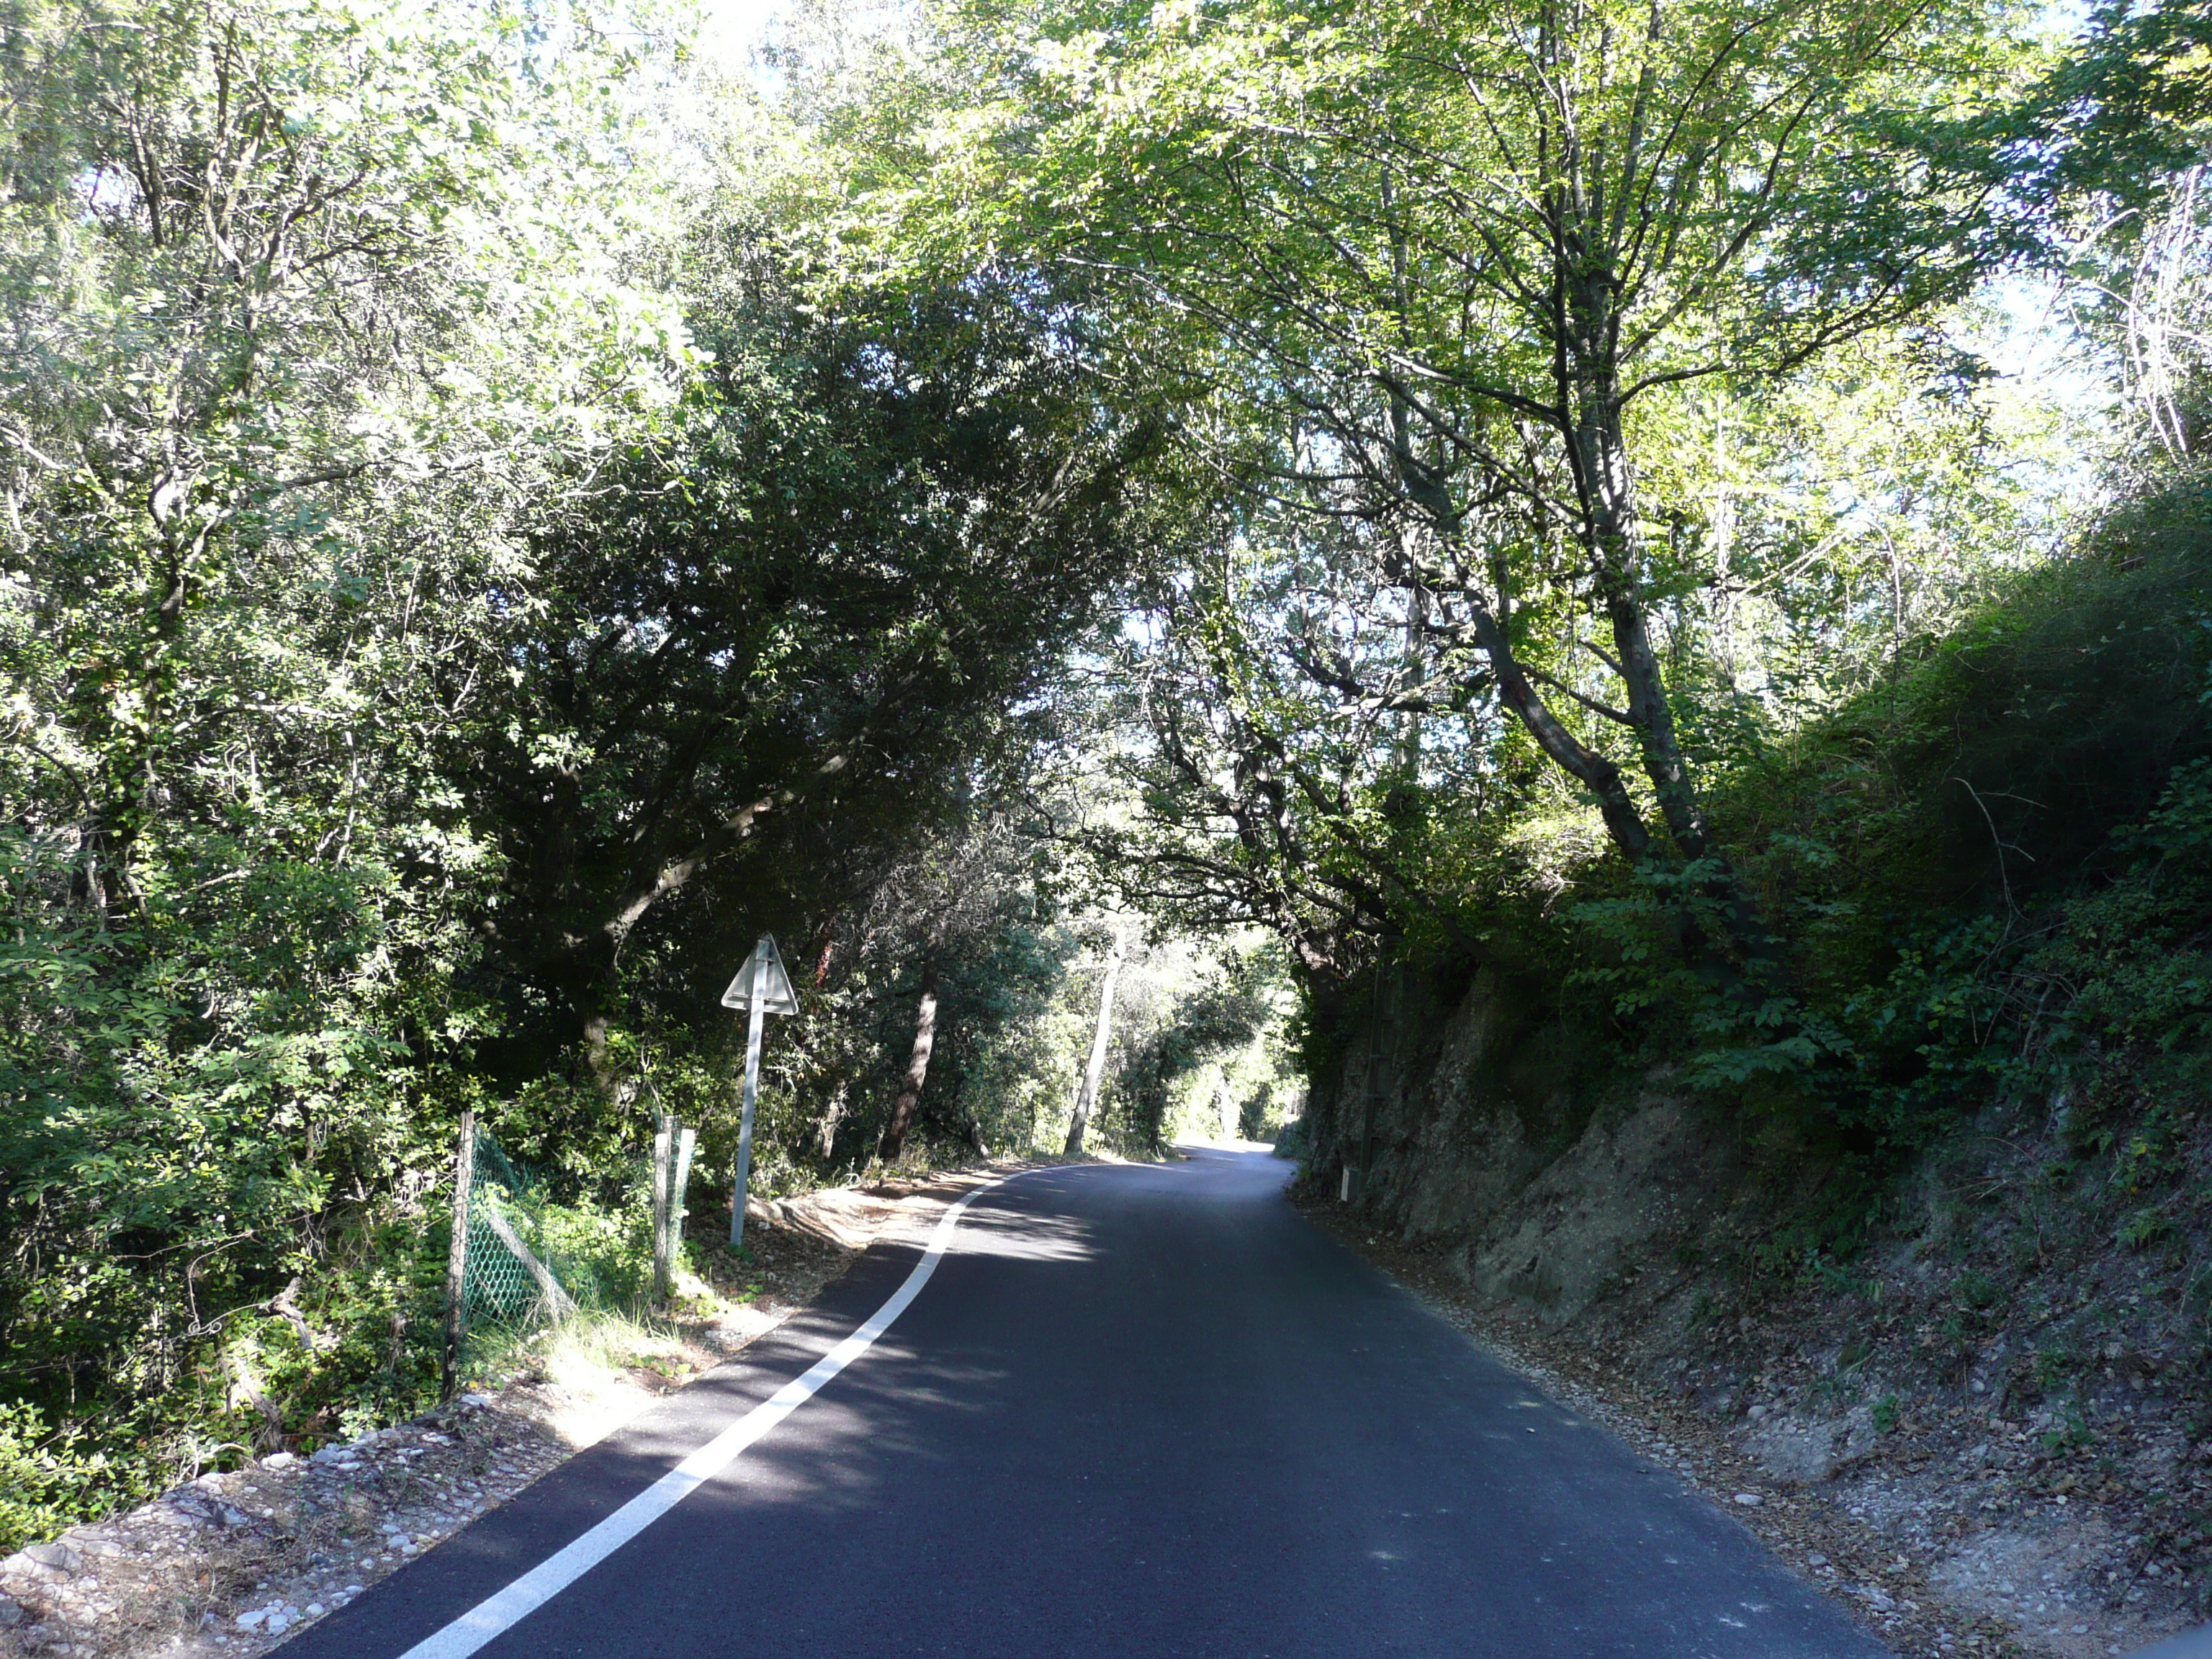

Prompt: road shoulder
xmin=0 ymin=1159 xmax=1070 ymax=1659
xmin=1294 ymin=1186 xmax=2020 ymax=1659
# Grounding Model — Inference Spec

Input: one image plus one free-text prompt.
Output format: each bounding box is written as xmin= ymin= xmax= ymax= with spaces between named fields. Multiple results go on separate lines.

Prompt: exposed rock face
xmin=1353 ymin=965 xmax=1567 ymax=1238
xmin=1306 ymin=962 xmax=1736 ymax=1324
xmin=1453 ymin=1094 xmax=1735 ymax=1321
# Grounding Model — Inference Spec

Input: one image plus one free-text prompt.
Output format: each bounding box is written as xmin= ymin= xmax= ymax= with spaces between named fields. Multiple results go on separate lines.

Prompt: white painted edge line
xmin=398 ymin=1166 xmax=1061 ymax=1659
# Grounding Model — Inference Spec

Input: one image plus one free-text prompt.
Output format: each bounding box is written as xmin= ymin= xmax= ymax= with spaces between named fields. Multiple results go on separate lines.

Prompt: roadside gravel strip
xmin=0 ymin=1399 xmax=574 ymax=1659
xmin=0 ymin=1164 xmax=1034 ymax=1659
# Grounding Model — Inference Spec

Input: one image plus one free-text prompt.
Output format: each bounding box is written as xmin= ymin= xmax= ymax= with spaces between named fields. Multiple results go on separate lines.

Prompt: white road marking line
xmin=397 ymin=1169 xmax=1050 ymax=1659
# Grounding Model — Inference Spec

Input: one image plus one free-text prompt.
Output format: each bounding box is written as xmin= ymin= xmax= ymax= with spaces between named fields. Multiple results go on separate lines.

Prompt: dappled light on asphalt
xmin=948 ymin=1205 xmax=1100 ymax=1262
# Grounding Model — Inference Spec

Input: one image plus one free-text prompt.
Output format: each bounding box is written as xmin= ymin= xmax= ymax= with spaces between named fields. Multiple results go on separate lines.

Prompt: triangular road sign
xmin=721 ymin=934 xmax=799 ymax=1015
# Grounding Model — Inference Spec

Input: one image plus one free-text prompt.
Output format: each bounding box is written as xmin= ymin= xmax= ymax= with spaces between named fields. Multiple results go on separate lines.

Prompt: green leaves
xmin=0 ymin=0 xmax=713 ymax=1519
xmin=2018 ymin=0 xmax=2212 ymax=212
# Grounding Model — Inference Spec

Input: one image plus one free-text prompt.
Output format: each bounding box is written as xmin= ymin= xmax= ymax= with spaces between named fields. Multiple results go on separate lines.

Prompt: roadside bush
xmin=0 ymin=1401 xmax=153 ymax=1556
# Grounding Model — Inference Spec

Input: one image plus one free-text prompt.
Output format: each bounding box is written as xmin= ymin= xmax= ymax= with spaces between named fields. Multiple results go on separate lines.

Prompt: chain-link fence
xmin=443 ymin=1113 xmax=693 ymax=1395
xmin=462 ymin=1132 xmax=570 ymax=1326
xmin=444 ymin=1121 xmax=597 ymax=1394
xmin=455 ymin=1132 xmax=615 ymax=1336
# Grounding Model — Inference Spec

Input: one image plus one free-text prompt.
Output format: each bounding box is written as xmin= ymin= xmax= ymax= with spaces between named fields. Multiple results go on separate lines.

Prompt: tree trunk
xmin=1572 ymin=377 xmax=1714 ymax=865
xmin=876 ymin=942 xmax=941 ymax=1161
xmin=1573 ymin=386 xmax=1787 ymax=979
xmin=1398 ymin=343 xmax=1784 ymax=984
xmin=818 ymin=1080 xmax=849 ymax=1161
xmin=1459 ymin=601 xmax=1660 ymax=863
xmin=1064 ymin=925 xmax=1127 ymax=1157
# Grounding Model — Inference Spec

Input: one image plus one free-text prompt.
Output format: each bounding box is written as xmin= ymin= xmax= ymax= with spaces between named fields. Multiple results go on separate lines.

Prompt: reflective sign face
xmin=721 ymin=934 xmax=799 ymax=1015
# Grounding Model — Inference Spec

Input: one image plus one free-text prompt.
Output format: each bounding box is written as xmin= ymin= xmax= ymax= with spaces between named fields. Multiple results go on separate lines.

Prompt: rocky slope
xmin=1300 ymin=966 xmax=2212 ymax=1658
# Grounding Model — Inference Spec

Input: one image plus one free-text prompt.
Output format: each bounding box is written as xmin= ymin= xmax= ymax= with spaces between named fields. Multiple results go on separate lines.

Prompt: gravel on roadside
xmin=1295 ymin=1190 xmax=2082 ymax=1659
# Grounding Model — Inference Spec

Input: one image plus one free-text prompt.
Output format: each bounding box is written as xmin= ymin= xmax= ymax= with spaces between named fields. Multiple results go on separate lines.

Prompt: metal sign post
xmin=722 ymin=933 xmax=798 ymax=1249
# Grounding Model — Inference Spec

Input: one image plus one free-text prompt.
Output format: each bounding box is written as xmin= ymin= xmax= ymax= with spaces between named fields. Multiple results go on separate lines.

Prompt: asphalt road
xmin=278 ymin=1149 xmax=1889 ymax=1659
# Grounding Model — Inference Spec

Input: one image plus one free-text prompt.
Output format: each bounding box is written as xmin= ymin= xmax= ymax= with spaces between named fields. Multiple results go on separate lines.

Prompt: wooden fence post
xmin=441 ymin=1107 xmax=476 ymax=1401
xmin=651 ymin=1111 xmax=673 ymax=1302
xmin=665 ymin=1123 xmax=696 ymax=1294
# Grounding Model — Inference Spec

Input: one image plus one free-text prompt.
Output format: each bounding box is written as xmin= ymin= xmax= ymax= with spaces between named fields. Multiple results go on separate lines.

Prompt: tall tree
xmin=902 ymin=0 xmax=2028 ymax=972
xmin=0 ymin=0 xmax=696 ymax=1519
xmin=1 ymin=0 xmax=692 ymax=914
xmin=1063 ymin=922 xmax=1125 ymax=1156
xmin=458 ymin=243 xmax=1182 ymax=1060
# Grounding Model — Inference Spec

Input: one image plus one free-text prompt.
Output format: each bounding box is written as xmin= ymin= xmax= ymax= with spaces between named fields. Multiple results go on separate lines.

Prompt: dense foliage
xmin=874 ymin=0 xmax=2212 ymax=1246
xmin=0 ymin=0 xmax=1256 ymax=1546
xmin=2 ymin=0 xmax=2208 ymax=1558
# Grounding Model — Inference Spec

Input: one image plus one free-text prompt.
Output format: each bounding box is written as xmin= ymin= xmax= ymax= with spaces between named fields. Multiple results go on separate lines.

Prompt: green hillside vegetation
xmin=1288 ymin=454 xmax=2212 ymax=1205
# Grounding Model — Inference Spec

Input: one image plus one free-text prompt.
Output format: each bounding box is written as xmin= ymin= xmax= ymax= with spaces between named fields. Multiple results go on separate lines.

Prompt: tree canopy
xmin=2 ymin=0 xmax=2208 ymax=1561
